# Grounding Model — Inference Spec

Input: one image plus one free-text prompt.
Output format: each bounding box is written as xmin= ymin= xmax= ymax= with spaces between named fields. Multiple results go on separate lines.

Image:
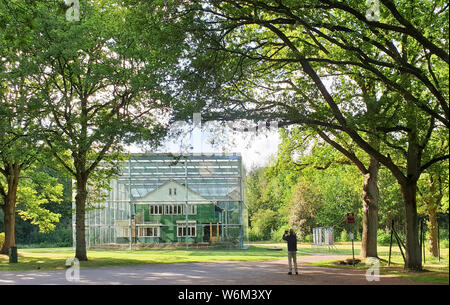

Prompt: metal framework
xmin=72 ymin=153 xmax=248 ymax=250
xmin=312 ymin=227 xmax=335 ymax=247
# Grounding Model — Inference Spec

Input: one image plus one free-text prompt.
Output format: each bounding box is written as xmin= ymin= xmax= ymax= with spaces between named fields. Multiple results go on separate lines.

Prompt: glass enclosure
xmin=72 ymin=153 xmax=248 ymax=249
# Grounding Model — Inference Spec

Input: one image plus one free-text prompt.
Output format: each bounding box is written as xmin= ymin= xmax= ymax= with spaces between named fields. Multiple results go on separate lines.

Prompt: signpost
xmin=347 ymin=213 xmax=355 ymax=265
xmin=347 ymin=213 xmax=355 ymax=224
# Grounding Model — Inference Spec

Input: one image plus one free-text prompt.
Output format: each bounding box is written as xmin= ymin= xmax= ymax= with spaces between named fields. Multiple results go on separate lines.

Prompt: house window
xmin=174 ymin=188 xmax=177 ymax=195
xmin=138 ymin=226 xmax=160 ymax=237
xmin=149 ymin=205 xmax=163 ymax=215
xmin=116 ymin=226 xmax=129 ymax=238
xmin=177 ymin=224 xmax=196 ymax=237
xmin=169 ymin=188 xmax=172 ymax=195
xmin=165 ymin=204 xmax=184 ymax=215
xmin=187 ymin=204 xmax=197 ymax=215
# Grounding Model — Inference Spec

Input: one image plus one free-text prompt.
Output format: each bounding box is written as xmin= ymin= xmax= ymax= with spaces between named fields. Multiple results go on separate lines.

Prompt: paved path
xmin=0 ymin=255 xmax=438 ymax=285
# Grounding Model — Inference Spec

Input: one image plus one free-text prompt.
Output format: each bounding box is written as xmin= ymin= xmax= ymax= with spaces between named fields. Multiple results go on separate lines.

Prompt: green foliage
xmin=247 ymin=230 xmax=261 ymax=242
xmin=377 ymin=168 xmax=404 ymax=229
xmin=0 ymin=232 xmax=4 ymax=249
xmin=439 ymin=229 xmax=449 ymax=249
xmin=15 ymin=169 xmax=64 ymax=233
xmin=0 ymin=0 xmax=190 ymax=259
xmin=246 ymin=168 xmax=269 ymax=217
xmin=340 ymin=230 xmax=349 ymax=242
xmin=17 ymin=227 xmax=72 ymax=248
xmin=180 ymin=0 xmax=449 ymax=270
xmin=377 ymin=230 xmax=392 ymax=246
xmin=303 ymin=234 xmax=313 ymax=243
xmin=288 ymin=178 xmax=321 ymax=237
xmin=249 ymin=209 xmax=278 ymax=240
xmin=246 ymin=147 xmax=364 ymax=241
xmin=271 ymin=224 xmax=290 ymax=242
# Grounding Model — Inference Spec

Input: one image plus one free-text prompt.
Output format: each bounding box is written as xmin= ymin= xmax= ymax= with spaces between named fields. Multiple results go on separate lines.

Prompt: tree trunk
xmin=0 ymin=165 xmax=20 ymax=255
xmin=428 ymin=209 xmax=439 ymax=257
xmin=361 ymin=156 xmax=379 ymax=258
xmin=75 ymin=176 xmax=88 ymax=261
xmin=424 ymin=174 xmax=442 ymax=258
xmin=0 ymin=203 xmax=16 ymax=254
xmin=401 ymin=181 xmax=422 ymax=271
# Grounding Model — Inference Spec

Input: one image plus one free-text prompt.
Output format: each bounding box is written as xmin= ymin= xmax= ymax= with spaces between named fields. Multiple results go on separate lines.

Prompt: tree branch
xmin=420 ymin=155 xmax=450 ymax=173
xmin=316 ymin=129 xmax=368 ymax=175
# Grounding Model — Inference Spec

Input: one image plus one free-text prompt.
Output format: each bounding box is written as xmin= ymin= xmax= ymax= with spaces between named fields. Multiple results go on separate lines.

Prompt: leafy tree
xmin=5 ymin=0 xmax=187 ymax=260
xmin=249 ymin=209 xmax=278 ymax=240
xmin=246 ymin=167 xmax=270 ymax=220
xmin=278 ymin=118 xmax=381 ymax=257
xmin=15 ymin=169 xmax=63 ymax=233
xmin=417 ymin=131 xmax=449 ymax=257
xmin=0 ymin=2 xmax=64 ymax=253
xmin=177 ymin=0 xmax=449 ymax=270
xmin=13 ymin=167 xmax=73 ymax=247
xmin=288 ymin=178 xmax=322 ymax=238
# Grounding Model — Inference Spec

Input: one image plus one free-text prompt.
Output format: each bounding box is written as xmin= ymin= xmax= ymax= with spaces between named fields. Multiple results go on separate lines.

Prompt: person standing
xmin=283 ymin=229 xmax=298 ymax=275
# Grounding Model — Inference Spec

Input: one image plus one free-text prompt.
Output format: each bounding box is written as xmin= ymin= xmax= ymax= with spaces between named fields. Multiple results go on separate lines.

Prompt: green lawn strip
xmin=305 ymin=257 xmax=449 ymax=284
xmin=0 ymin=245 xmax=289 ymax=271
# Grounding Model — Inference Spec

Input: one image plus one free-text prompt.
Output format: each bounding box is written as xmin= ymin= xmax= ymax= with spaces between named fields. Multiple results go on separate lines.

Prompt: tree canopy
xmin=175 ymin=0 xmax=449 ymax=270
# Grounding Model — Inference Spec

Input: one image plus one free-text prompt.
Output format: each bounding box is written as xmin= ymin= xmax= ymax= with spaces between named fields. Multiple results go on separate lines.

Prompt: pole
xmin=422 ymin=219 xmax=425 ymax=264
xmin=238 ymin=172 xmax=243 ymax=249
xmin=128 ymin=158 xmax=132 ymax=251
xmin=185 ymin=155 xmax=189 ymax=250
xmin=388 ymin=220 xmax=394 ymax=266
xmin=351 ymin=229 xmax=355 ymax=266
xmin=438 ymin=224 xmax=441 ymax=261
xmin=419 ymin=218 xmax=423 ymax=264
xmin=393 ymin=230 xmax=406 ymax=266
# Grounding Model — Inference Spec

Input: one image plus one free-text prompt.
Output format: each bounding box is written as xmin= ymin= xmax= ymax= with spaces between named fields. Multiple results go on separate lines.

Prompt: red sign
xmin=347 ymin=213 xmax=355 ymax=224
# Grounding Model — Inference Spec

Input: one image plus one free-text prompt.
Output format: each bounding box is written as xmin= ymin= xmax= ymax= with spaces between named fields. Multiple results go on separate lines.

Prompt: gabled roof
xmin=138 ymin=179 xmax=211 ymax=204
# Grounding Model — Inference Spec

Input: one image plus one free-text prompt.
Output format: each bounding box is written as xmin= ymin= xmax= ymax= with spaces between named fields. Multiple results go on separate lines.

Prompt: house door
xmin=203 ymin=224 xmax=210 ymax=242
xmin=202 ymin=222 xmax=221 ymax=243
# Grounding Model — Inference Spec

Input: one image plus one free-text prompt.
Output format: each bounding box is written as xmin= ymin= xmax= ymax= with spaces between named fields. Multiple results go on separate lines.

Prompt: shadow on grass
xmin=306 ymin=256 xmax=449 ymax=285
xmin=0 ymin=245 xmax=288 ymax=271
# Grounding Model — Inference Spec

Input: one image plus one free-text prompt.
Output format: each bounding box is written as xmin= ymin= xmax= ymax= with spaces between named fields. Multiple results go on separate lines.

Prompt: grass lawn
xmin=296 ymin=241 xmax=449 ymax=284
xmin=0 ymin=245 xmax=288 ymax=271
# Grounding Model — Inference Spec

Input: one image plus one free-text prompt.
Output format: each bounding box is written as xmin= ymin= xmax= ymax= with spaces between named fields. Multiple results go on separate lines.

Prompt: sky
xmin=128 ymin=119 xmax=281 ymax=172
xmin=126 ymin=77 xmax=337 ymax=172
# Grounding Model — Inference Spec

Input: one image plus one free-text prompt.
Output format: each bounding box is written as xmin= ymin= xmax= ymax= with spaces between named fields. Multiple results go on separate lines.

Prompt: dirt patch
xmin=336 ymin=258 xmax=361 ymax=265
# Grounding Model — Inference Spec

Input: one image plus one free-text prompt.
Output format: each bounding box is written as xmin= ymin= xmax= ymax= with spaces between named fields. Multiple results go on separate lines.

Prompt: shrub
xmin=340 ymin=230 xmax=349 ymax=242
xmin=0 ymin=232 xmax=4 ymax=249
xmin=250 ymin=209 xmax=278 ymax=240
xmin=377 ymin=230 xmax=392 ymax=245
xmin=440 ymin=229 xmax=449 ymax=248
xmin=303 ymin=234 xmax=313 ymax=243
xmin=271 ymin=225 xmax=290 ymax=242
xmin=248 ymin=229 xmax=264 ymax=241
